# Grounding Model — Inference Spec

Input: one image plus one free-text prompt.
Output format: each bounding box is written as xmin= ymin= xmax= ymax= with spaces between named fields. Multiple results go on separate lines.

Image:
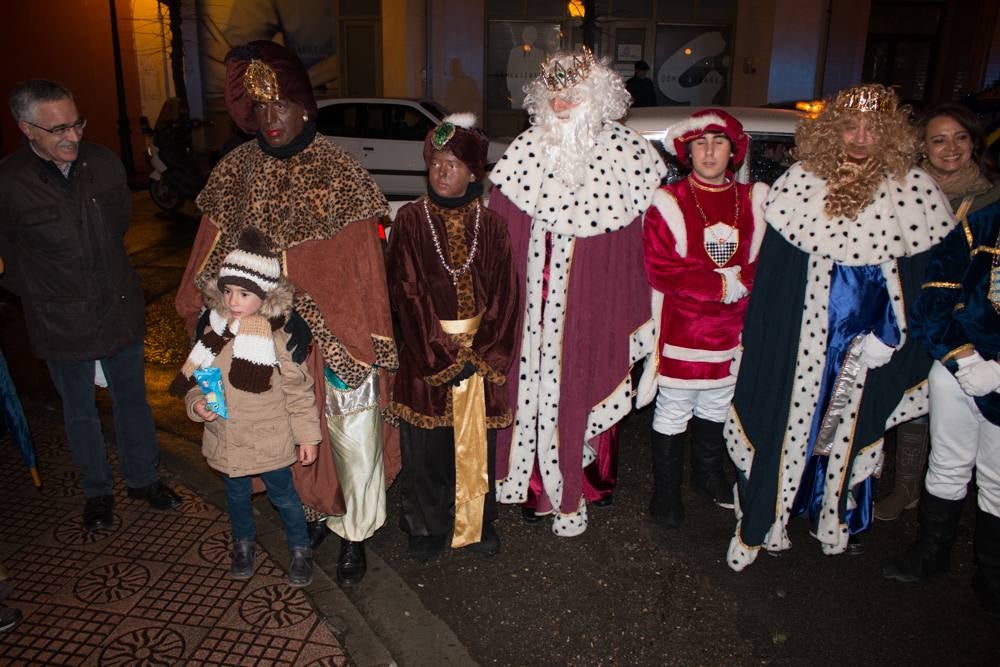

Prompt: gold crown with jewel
xmin=832 ymin=84 xmax=898 ymax=114
xmin=540 ymin=46 xmax=596 ymax=91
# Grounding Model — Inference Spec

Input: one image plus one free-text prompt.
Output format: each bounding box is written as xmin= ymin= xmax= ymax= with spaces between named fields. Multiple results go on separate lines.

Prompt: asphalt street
xmin=2 ymin=191 xmax=997 ymax=665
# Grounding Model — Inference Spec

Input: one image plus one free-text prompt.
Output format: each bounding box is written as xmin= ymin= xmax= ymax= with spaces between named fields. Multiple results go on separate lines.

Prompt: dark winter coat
xmin=0 ymin=142 xmax=144 ymax=361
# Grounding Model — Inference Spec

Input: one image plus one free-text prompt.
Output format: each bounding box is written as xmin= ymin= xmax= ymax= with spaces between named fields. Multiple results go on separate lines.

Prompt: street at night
xmin=0 ymin=193 xmax=996 ymax=664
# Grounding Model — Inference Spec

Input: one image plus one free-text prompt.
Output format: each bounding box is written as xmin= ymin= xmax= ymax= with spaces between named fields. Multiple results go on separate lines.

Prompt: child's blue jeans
xmin=223 ymin=466 xmax=309 ymax=550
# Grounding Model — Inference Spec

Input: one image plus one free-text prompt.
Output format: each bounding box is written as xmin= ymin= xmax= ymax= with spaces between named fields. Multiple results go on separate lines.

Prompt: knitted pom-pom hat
xmin=217 ymin=227 xmax=281 ymax=300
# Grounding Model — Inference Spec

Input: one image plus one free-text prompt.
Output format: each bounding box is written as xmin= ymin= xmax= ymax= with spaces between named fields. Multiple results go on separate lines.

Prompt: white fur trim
xmin=662 ymin=342 xmax=739 ymax=363
xmin=552 ymin=498 xmax=588 ymax=537
xmin=765 ymin=164 xmax=955 ymax=265
xmin=499 ymin=229 xmax=574 ymax=515
xmin=442 ymin=112 xmax=477 ymax=129
xmin=651 ymin=188 xmax=687 ymax=257
xmin=490 ymin=122 xmax=666 ymax=238
xmin=657 ymin=375 xmax=736 ymax=390
xmin=635 ymin=289 xmax=663 ymax=409
xmin=663 ymin=113 xmax=727 ymax=155
xmin=748 ymin=182 xmax=769 ymax=263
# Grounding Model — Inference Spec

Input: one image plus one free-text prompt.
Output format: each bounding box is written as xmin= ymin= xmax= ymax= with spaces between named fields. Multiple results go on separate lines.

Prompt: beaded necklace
xmin=687 ymin=175 xmax=739 ymax=228
xmin=422 ymin=196 xmax=481 ymax=285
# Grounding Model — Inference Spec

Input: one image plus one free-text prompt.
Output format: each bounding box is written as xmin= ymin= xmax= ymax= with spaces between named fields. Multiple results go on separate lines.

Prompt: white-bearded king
xmin=488 ymin=47 xmax=666 ymax=536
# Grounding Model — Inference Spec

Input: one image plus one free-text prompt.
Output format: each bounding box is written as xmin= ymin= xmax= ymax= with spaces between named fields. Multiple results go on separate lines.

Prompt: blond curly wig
xmin=794 ymin=84 xmax=917 ymax=220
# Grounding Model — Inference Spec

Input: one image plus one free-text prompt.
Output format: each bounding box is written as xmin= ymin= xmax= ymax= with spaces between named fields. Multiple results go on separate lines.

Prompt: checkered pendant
xmin=704 ymin=222 xmax=738 ymax=268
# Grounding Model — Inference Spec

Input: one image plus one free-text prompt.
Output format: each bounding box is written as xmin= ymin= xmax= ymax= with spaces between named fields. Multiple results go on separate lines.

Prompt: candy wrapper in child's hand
xmin=193 ymin=367 xmax=228 ymax=419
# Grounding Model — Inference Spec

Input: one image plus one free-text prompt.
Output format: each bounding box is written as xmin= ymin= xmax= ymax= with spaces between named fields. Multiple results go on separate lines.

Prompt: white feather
xmin=442 ymin=112 xmax=477 ymax=129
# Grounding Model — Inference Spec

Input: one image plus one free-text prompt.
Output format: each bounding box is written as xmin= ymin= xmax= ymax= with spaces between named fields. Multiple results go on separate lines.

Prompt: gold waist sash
xmin=440 ymin=313 xmax=487 ymax=548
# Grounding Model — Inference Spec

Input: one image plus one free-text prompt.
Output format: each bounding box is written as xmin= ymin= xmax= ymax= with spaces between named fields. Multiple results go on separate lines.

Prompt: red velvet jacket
xmin=643 ymin=176 xmax=766 ymax=388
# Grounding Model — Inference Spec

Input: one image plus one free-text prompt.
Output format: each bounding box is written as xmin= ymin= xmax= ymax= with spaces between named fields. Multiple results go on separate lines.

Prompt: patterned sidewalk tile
xmin=0 ymin=412 xmax=352 ymax=666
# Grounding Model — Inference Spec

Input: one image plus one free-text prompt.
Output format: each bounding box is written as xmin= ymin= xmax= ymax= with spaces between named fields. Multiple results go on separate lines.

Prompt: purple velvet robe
xmin=489 ymin=188 xmax=651 ymax=516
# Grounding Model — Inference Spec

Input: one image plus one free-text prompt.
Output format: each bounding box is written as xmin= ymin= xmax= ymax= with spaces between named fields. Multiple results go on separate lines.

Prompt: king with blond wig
xmin=795 ymin=84 xmax=918 ymax=220
xmin=724 ymin=83 xmax=957 ymax=572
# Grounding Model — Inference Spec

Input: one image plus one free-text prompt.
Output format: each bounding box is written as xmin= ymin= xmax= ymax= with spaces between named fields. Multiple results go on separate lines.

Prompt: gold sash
xmin=440 ymin=313 xmax=488 ymax=548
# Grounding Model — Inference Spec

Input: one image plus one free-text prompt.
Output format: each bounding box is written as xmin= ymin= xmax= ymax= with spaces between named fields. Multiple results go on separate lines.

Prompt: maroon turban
xmin=224 ymin=40 xmax=318 ymax=134
xmin=422 ymin=113 xmax=490 ymax=180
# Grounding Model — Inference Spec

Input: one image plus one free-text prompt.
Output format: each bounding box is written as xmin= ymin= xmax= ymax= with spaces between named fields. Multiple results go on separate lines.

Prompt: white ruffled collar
xmin=489 ymin=122 xmax=665 ymax=238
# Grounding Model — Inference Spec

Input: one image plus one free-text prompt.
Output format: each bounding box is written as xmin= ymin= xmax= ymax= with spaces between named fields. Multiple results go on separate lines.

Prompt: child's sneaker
xmin=287 ymin=546 xmax=313 ymax=587
xmin=231 ymin=539 xmax=255 ymax=579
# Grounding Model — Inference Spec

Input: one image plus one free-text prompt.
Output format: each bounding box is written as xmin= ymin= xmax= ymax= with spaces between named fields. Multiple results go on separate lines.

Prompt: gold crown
xmin=540 ymin=46 xmax=596 ymax=92
xmin=832 ymin=84 xmax=898 ymax=114
xmin=244 ymin=59 xmax=280 ymax=102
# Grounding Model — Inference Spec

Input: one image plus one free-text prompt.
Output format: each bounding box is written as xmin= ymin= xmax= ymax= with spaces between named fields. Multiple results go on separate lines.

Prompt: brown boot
xmin=875 ymin=420 xmax=928 ymax=521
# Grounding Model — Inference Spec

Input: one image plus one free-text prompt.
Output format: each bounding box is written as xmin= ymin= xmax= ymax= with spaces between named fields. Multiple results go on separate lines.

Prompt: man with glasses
xmin=0 ymin=80 xmax=180 ymax=532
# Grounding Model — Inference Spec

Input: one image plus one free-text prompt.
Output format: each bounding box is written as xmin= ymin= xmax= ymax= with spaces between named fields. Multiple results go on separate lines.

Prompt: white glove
xmin=858 ymin=332 xmax=894 ymax=369
xmin=714 ymin=266 xmax=748 ymax=304
xmin=955 ymin=357 xmax=1000 ymax=397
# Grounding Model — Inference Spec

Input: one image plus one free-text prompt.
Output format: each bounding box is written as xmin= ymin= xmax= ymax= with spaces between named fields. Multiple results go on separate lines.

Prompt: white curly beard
xmin=534 ymin=102 xmax=604 ymax=187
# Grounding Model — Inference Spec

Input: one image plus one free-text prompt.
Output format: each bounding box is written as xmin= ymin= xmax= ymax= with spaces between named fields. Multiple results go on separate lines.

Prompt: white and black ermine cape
xmin=726 ymin=163 xmax=955 ymax=571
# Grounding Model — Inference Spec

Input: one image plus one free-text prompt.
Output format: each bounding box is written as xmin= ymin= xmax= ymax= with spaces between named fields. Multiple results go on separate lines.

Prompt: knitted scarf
xmin=919 ymin=158 xmax=992 ymax=199
xmin=169 ymin=309 xmax=284 ymax=397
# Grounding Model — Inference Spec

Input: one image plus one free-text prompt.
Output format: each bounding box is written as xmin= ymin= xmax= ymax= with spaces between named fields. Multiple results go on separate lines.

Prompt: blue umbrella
xmin=0 ymin=350 xmax=39 ymax=487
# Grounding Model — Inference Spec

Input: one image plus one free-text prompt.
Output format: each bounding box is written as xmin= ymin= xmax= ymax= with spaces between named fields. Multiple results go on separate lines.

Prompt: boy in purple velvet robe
xmin=387 ymin=114 xmax=521 ymax=561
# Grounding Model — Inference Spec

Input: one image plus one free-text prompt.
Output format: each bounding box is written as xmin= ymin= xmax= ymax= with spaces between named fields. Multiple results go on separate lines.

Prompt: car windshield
xmin=747 ymin=133 xmax=796 ymax=185
xmin=655 ymin=132 xmax=796 ymax=186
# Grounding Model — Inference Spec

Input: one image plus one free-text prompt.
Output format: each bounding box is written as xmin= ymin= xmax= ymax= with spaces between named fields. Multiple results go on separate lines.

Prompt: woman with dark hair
xmin=882 ymin=104 xmax=1000 ymax=617
xmin=876 ymin=104 xmax=1000 ymax=521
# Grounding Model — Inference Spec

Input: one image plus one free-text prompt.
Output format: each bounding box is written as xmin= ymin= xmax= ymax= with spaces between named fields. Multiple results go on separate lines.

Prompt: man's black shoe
xmin=592 ymin=494 xmax=614 ymax=508
xmin=0 ymin=606 xmax=22 ymax=633
xmin=308 ymin=519 xmax=333 ymax=549
xmin=466 ymin=525 xmax=501 ymax=556
xmin=83 ymin=494 xmax=114 ymax=531
xmin=127 ymin=480 xmax=182 ymax=510
xmin=336 ymin=539 xmax=367 ymax=587
xmin=520 ymin=506 xmax=543 ymax=524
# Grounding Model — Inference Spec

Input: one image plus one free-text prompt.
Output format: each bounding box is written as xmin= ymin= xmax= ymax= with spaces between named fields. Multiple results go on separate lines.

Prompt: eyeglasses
xmin=25 ymin=118 xmax=87 ymax=137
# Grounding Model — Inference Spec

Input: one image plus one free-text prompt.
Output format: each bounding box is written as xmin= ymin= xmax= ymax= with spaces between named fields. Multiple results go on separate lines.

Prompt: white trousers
xmin=652 ymin=383 xmax=735 ymax=435
xmin=926 ymin=361 xmax=1000 ymax=517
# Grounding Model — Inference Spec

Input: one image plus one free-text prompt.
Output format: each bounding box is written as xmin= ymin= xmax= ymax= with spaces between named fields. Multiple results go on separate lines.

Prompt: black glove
xmin=448 ymin=362 xmax=476 ymax=386
xmin=284 ymin=310 xmax=313 ymax=364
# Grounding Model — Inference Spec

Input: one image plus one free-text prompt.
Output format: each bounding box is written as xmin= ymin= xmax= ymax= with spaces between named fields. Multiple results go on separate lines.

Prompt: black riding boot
xmin=882 ymin=492 xmax=964 ymax=582
xmin=688 ymin=417 xmax=735 ymax=509
xmin=650 ymin=430 xmax=685 ymax=528
xmin=973 ymin=509 xmax=1000 ymax=617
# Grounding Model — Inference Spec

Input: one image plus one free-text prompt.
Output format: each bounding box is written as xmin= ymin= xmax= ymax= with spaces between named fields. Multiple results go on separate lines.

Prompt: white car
xmin=624 ymin=105 xmax=805 ymax=185
xmin=316 ymin=98 xmax=508 ymax=198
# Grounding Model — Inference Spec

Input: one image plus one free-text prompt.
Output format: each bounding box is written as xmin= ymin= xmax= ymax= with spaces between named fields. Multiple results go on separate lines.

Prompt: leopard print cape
xmin=194 ymin=135 xmax=394 ymax=388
